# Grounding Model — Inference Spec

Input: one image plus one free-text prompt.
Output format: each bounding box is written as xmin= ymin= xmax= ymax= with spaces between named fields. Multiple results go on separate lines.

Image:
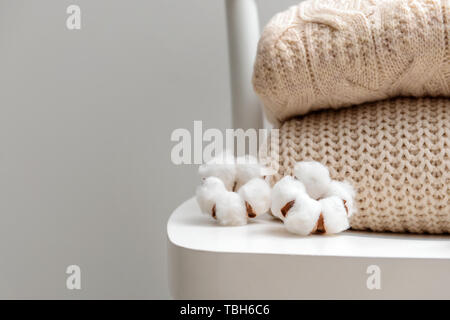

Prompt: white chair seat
xmin=168 ymin=197 xmax=450 ymax=299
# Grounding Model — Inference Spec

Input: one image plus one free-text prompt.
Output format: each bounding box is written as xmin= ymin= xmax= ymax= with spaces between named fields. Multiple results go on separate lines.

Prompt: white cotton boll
xmin=238 ymin=178 xmax=271 ymax=217
xmin=234 ymin=155 xmax=265 ymax=191
xmin=215 ymin=191 xmax=248 ymax=226
xmin=294 ymin=161 xmax=331 ymax=199
xmin=319 ymin=196 xmax=350 ymax=234
xmin=283 ymin=194 xmax=322 ymax=236
xmin=271 ymin=176 xmax=306 ymax=220
xmin=198 ymin=152 xmax=236 ymax=191
xmin=325 ymin=180 xmax=356 ymax=217
xmin=196 ymin=177 xmax=227 ymax=215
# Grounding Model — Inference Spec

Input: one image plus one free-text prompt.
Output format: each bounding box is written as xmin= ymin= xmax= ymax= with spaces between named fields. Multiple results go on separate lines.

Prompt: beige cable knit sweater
xmin=253 ymin=0 xmax=450 ymax=124
xmin=254 ymin=0 xmax=450 ymax=233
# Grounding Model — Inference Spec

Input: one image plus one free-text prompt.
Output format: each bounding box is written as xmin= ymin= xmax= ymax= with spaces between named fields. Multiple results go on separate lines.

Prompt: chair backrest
xmin=225 ymin=0 xmax=265 ymax=130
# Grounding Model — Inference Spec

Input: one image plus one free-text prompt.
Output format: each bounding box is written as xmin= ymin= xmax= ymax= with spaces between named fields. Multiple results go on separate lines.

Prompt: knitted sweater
xmin=254 ymin=0 xmax=450 ymax=233
xmin=253 ymin=0 xmax=450 ymax=124
xmin=265 ymin=97 xmax=449 ymax=234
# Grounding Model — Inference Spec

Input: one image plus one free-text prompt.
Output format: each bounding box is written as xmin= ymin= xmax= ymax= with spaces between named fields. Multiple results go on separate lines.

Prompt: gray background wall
xmin=0 ymin=0 xmax=298 ymax=299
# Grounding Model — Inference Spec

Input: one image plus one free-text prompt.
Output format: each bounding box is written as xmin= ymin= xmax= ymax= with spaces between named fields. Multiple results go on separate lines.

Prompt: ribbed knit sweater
xmin=265 ymin=97 xmax=449 ymax=234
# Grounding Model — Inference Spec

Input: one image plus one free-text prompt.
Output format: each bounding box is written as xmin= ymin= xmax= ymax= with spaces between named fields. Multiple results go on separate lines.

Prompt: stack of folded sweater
xmin=253 ymin=0 xmax=449 ymax=233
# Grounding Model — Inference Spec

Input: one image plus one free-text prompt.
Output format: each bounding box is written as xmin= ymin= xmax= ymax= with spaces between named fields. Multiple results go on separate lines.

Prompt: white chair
xmin=167 ymin=0 xmax=450 ymax=299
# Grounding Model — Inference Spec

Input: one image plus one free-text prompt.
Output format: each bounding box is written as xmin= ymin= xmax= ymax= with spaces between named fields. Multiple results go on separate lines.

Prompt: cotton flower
xmin=198 ymin=152 xmax=237 ymax=191
xmin=238 ymin=178 xmax=271 ymax=217
xmin=272 ymin=161 xmax=356 ymax=236
xmin=325 ymin=180 xmax=356 ymax=217
xmin=283 ymin=193 xmax=322 ymax=236
xmin=319 ymin=196 xmax=350 ymax=234
xmin=235 ymin=155 xmax=269 ymax=191
xmin=196 ymin=176 xmax=227 ymax=217
xmin=294 ymin=161 xmax=331 ymax=199
xmin=214 ymin=191 xmax=248 ymax=226
xmin=196 ymin=152 xmax=272 ymax=226
xmin=270 ymin=175 xmax=306 ymax=220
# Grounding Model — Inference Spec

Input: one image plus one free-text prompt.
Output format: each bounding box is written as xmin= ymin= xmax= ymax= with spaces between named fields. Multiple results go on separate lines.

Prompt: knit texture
xmin=264 ymin=97 xmax=449 ymax=234
xmin=253 ymin=0 xmax=450 ymax=124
